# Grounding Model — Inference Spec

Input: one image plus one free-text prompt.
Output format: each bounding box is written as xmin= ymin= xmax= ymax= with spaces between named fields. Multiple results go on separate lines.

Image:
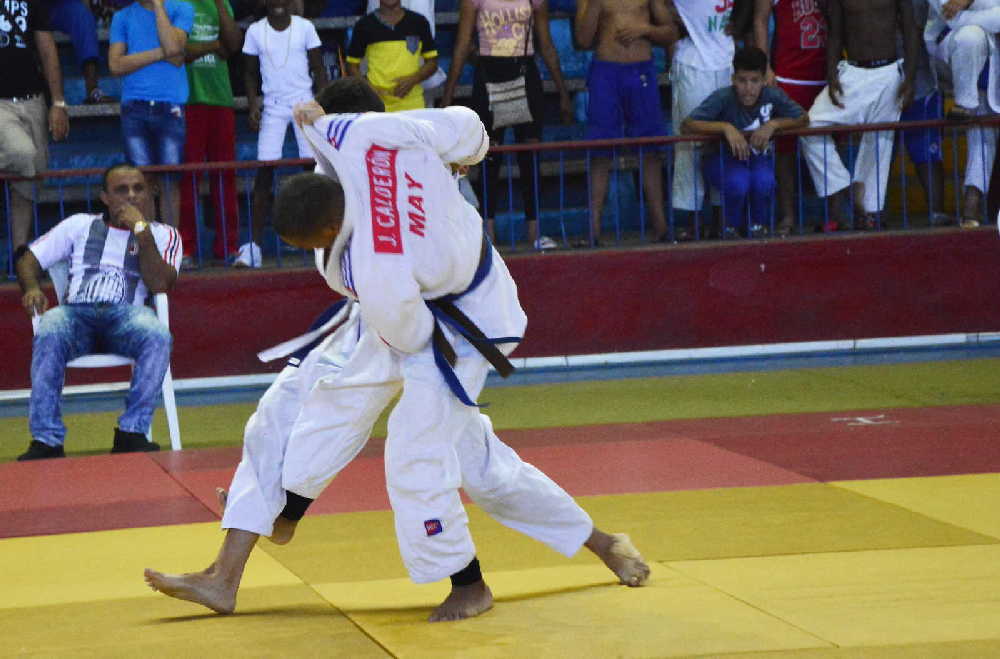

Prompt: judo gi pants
xmin=800 ymin=60 xmax=903 ymax=212
xmin=222 ymin=309 xmax=594 ymax=584
xmin=944 ymin=25 xmax=998 ymax=193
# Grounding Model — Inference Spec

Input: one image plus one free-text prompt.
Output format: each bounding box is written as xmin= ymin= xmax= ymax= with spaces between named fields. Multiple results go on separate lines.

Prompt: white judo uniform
xmin=926 ymin=0 xmax=1000 ymax=194
xmin=799 ymin=60 xmax=905 ymax=213
xmin=222 ymin=107 xmax=594 ymax=584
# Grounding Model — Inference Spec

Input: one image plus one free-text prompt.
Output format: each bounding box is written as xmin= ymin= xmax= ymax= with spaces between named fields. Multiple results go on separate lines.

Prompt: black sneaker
xmin=111 ymin=428 xmax=160 ymax=454
xmin=17 ymin=440 xmax=66 ymax=461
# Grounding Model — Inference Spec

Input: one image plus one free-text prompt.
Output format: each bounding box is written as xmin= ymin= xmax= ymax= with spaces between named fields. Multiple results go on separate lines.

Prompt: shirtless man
xmin=799 ymin=0 xmax=918 ymax=229
xmin=575 ymin=0 xmax=680 ymax=244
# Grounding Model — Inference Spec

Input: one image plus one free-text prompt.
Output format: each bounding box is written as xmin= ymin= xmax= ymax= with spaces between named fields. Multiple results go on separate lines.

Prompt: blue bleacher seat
xmin=544 ymin=19 xmax=591 ymax=81
xmin=548 ymin=0 xmax=576 ymax=13
xmin=435 ymin=0 xmax=459 ymax=11
xmin=320 ymin=0 xmax=365 ymax=16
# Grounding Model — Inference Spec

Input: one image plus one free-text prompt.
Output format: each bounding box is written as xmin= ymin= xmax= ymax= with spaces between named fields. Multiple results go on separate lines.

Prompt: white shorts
xmin=256 ymin=98 xmax=314 ymax=161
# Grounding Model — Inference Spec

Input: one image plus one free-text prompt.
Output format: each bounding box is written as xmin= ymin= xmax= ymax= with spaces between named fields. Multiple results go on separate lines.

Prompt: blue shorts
xmin=585 ymin=60 xmax=666 ymax=141
xmin=900 ymin=92 xmax=942 ymax=165
xmin=121 ymin=100 xmax=187 ymax=167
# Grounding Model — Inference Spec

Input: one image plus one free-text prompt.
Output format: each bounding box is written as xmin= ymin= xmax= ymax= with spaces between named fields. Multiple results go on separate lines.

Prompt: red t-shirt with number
xmin=771 ymin=0 xmax=827 ymax=84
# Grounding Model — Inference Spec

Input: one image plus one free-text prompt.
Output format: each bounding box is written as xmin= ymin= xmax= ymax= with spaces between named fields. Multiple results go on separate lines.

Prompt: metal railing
xmin=3 ymin=115 xmax=998 ymax=278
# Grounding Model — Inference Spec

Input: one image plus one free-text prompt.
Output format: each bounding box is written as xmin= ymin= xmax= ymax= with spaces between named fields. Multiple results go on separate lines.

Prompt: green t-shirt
xmin=183 ymin=0 xmax=235 ymax=107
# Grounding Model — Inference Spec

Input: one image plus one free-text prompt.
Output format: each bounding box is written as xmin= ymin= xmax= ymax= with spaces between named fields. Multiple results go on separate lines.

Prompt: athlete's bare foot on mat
xmin=585 ymin=529 xmax=650 ymax=586
xmin=143 ymin=568 xmax=238 ymax=614
xmin=429 ymin=580 xmax=494 ymax=622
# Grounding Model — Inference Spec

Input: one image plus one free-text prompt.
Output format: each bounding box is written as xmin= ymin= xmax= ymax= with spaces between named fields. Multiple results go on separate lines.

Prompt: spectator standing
xmin=178 ymin=0 xmax=243 ymax=266
xmin=1 ymin=1 xmax=69 ymax=254
xmin=670 ymin=0 xmax=735 ymax=238
xmin=441 ymin=0 xmax=574 ymax=250
xmin=109 ymin=0 xmax=194 ymax=230
xmin=574 ymin=0 xmax=680 ymax=245
xmin=15 ymin=164 xmax=179 ymax=461
xmin=365 ymin=0 xmax=448 ymax=99
xmin=798 ymin=0 xmax=917 ymax=231
xmin=346 ymin=0 xmax=439 ymax=112
xmin=241 ymin=0 xmax=327 ymax=267
xmin=752 ymin=0 xmax=827 ymax=236
xmin=682 ymin=47 xmax=807 ymax=238
xmin=45 ymin=0 xmax=115 ymax=103
xmin=926 ymin=0 xmax=1000 ymax=227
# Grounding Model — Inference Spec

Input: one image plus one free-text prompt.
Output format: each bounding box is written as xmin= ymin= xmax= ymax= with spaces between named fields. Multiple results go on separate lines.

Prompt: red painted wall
xmin=1 ymin=230 xmax=997 ymax=390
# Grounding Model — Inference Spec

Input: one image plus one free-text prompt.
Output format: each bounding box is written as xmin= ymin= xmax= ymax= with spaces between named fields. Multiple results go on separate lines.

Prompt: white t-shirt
xmin=243 ymin=16 xmax=322 ymax=105
xmin=673 ymin=0 xmax=735 ymax=71
xmin=29 ymin=213 xmax=181 ymax=306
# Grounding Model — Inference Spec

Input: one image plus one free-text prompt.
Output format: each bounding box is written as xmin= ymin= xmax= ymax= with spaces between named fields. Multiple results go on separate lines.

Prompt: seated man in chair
xmin=15 ymin=163 xmax=181 ymax=461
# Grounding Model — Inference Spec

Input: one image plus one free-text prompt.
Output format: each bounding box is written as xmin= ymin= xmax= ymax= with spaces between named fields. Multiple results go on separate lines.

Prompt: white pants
xmin=256 ymin=98 xmax=314 ymax=161
xmin=670 ymin=61 xmax=731 ymax=210
xmin=800 ymin=61 xmax=904 ymax=211
xmin=223 ymin=305 xmax=594 ymax=584
xmin=940 ymin=25 xmax=998 ymax=192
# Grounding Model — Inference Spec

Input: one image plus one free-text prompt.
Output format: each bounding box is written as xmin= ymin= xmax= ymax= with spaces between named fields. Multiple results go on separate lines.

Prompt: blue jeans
xmin=30 ymin=304 xmax=173 ymax=447
xmin=702 ymin=149 xmax=775 ymax=230
xmin=48 ymin=0 xmax=100 ymax=67
xmin=121 ymin=100 xmax=186 ymax=166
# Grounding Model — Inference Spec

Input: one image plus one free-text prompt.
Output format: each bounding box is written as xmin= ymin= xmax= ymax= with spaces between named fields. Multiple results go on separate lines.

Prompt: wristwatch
xmin=132 ymin=220 xmax=149 ymax=235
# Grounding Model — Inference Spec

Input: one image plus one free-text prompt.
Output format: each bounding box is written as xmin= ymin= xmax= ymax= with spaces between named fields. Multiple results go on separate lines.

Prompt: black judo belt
xmin=427 ymin=234 xmax=520 ymax=407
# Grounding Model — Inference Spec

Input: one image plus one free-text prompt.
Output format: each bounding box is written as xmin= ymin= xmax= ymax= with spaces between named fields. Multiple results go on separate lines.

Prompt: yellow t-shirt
xmin=346 ymin=9 xmax=438 ymax=112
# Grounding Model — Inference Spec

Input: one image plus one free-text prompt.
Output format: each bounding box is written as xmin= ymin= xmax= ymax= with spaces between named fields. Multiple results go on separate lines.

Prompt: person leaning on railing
xmin=0 ymin=1 xmax=69 ymax=255
xmin=681 ymin=47 xmax=807 ymax=240
xmin=441 ymin=0 xmax=574 ymax=251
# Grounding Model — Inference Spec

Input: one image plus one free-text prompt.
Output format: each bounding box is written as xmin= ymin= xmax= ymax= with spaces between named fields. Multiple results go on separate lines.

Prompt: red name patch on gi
xmin=366 ymin=145 xmax=403 ymax=254
xmin=424 ymin=519 xmax=443 ymax=536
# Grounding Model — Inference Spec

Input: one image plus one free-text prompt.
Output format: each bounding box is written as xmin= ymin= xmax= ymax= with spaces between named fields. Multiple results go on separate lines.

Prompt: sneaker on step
xmin=111 ymin=428 xmax=160 ymax=454
xmin=234 ymin=241 xmax=263 ymax=268
xmin=533 ymin=235 xmax=557 ymax=250
xmin=17 ymin=440 xmax=66 ymax=461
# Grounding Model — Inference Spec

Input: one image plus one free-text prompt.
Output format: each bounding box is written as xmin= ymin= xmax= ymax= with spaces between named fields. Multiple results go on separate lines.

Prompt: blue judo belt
xmin=428 ymin=234 xmax=520 ymax=406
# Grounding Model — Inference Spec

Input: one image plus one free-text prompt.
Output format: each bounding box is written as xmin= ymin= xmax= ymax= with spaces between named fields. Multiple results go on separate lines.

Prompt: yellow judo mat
xmin=2 ymin=476 xmax=999 ymax=658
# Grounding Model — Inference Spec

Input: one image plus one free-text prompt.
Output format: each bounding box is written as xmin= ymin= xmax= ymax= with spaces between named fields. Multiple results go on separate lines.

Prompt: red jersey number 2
xmin=800 ymin=14 xmax=826 ymax=50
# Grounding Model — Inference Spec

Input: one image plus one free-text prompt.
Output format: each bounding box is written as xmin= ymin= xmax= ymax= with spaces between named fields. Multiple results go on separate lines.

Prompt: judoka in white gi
xmin=144 ymin=78 xmax=649 ymax=622
xmin=926 ymin=0 xmax=1000 ymax=226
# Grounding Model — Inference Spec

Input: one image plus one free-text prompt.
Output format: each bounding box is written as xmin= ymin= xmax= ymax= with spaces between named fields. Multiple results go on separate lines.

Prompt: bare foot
xmin=268 ymin=516 xmax=298 ymax=545
xmin=428 ymin=580 xmax=493 ymax=622
xmin=143 ymin=568 xmax=238 ymax=614
xmin=586 ymin=529 xmax=650 ymax=587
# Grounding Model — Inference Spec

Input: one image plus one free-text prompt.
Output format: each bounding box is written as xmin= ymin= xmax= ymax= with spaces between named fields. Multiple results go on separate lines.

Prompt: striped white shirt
xmin=30 ymin=213 xmax=181 ymax=305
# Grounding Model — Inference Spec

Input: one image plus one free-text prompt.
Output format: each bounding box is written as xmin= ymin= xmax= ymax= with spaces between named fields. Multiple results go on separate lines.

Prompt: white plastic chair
xmin=31 ymin=260 xmax=182 ymax=450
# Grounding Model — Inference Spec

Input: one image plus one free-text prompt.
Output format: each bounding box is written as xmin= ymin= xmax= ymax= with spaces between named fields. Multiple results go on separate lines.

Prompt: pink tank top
xmin=470 ymin=0 xmax=543 ymax=57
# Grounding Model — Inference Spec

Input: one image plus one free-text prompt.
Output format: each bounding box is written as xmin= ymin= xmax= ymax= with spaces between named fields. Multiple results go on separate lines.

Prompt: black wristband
xmin=450 ymin=557 xmax=482 ymax=587
xmin=279 ymin=491 xmax=314 ymax=521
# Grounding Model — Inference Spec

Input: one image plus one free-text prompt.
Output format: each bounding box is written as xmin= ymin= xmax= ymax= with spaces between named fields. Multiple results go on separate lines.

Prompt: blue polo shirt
xmin=111 ymin=1 xmax=195 ymax=104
